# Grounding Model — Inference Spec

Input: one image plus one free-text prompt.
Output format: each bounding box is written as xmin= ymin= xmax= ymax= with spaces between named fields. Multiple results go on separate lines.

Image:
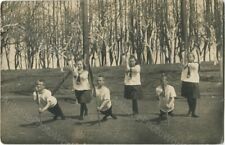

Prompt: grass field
xmin=1 ymin=62 xmax=224 ymax=144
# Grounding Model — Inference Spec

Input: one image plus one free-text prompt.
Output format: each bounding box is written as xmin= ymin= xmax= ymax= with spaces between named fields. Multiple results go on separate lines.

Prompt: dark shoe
xmin=111 ymin=114 xmax=117 ymax=119
xmin=101 ymin=117 xmax=108 ymax=122
xmin=192 ymin=114 xmax=199 ymax=118
xmin=61 ymin=116 xmax=65 ymax=120
xmin=53 ymin=116 xmax=58 ymax=120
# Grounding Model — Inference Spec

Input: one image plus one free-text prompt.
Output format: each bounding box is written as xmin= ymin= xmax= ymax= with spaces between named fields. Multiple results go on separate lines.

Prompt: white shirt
xmin=95 ymin=86 xmax=112 ymax=111
xmin=72 ymin=68 xmax=91 ymax=91
xmin=156 ymin=85 xmax=176 ymax=112
xmin=181 ymin=63 xmax=200 ymax=83
xmin=124 ymin=65 xmax=141 ymax=85
xmin=33 ymin=89 xmax=57 ymax=108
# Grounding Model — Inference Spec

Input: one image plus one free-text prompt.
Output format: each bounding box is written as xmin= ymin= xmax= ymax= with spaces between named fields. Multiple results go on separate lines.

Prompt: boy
xmin=96 ymin=76 xmax=117 ymax=121
xmin=33 ymin=80 xmax=65 ymax=120
xmin=156 ymin=73 xmax=176 ymax=120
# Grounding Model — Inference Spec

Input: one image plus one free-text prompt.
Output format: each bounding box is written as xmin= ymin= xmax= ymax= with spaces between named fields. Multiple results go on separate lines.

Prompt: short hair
xmin=129 ymin=55 xmax=137 ymax=61
xmin=187 ymin=52 xmax=195 ymax=59
xmin=129 ymin=55 xmax=139 ymax=64
xmin=160 ymin=72 xmax=168 ymax=82
xmin=76 ymin=59 xmax=87 ymax=70
xmin=97 ymin=75 xmax=104 ymax=79
xmin=35 ymin=79 xmax=45 ymax=85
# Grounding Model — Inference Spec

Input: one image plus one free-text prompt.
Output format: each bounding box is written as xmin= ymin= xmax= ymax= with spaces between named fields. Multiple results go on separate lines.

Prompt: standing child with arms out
xmin=33 ymin=80 xmax=65 ymax=120
xmin=156 ymin=73 xmax=176 ymax=120
xmin=96 ymin=76 xmax=117 ymax=121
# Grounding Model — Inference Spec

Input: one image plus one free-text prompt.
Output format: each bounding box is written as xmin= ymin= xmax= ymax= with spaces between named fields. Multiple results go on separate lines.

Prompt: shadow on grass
xmin=65 ymin=115 xmax=80 ymax=120
xmin=172 ymin=113 xmax=188 ymax=117
xmin=149 ymin=112 xmax=188 ymax=117
xmin=74 ymin=120 xmax=101 ymax=126
xmin=148 ymin=112 xmax=160 ymax=116
xmin=19 ymin=119 xmax=56 ymax=128
xmin=135 ymin=117 xmax=161 ymax=124
xmin=135 ymin=113 xmax=188 ymax=126
xmin=114 ymin=113 xmax=133 ymax=117
xmin=63 ymin=98 xmax=77 ymax=104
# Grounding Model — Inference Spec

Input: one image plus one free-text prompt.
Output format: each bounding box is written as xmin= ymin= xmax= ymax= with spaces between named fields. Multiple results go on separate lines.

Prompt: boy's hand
xmin=38 ymin=108 xmax=44 ymax=113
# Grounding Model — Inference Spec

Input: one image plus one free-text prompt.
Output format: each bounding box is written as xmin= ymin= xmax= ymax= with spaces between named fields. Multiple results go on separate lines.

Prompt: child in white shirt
xmin=70 ymin=60 xmax=92 ymax=120
xmin=181 ymin=53 xmax=200 ymax=117
xmin=96 ymin=76 xmax=117 ymax=121
xmin=156 ymin=73 xmax=176 ymax=120
xmin=33 ymin=80 xmax=65 ymax=120
xmin=124 ymin=55 xmax=142 ymax=115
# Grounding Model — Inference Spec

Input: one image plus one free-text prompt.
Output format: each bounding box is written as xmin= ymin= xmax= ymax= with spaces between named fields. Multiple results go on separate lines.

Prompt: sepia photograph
xmin=1 ymin=0 xmax=224 ymax=144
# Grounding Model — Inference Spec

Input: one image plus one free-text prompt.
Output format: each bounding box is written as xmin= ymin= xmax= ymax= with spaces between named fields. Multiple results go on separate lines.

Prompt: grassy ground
xmin=1 ymin=62 xmax=224 ymax=144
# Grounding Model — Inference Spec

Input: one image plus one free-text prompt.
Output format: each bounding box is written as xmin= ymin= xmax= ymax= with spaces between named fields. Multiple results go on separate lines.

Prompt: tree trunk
xmin=81 ymin=0 xmax=89 ymax=65
xmin=180 ymin=0 xmax=188 ymax=64
xmin=4 ymin=46 xmax=11 ymax=70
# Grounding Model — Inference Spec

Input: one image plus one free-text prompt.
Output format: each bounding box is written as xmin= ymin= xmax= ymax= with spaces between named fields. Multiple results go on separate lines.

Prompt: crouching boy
xmin=96 ymin=76 xmax=117 ymax=121
xmin=33 ymin=80 xmax=65 ymax=120
xmin=156 ymin=73 xmax=176 ymax=120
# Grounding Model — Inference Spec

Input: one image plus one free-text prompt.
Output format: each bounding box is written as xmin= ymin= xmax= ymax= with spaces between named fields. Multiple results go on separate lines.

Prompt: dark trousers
xmin=48 ymin=103 xmax=64 ymax=118
xmin=187 ymin=97 xmax=197 ymax=114
xmin=132 ymin=99 xmax=139 ymax=114
xmin=100 ymin=107 xmax=115 ymax=119
xmin=80 ymin=103 xmax=88 ymax=117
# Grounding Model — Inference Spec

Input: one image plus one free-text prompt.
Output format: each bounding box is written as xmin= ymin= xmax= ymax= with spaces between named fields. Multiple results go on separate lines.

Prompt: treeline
xmin=1 ymin=0 xmax=223 ymax=70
